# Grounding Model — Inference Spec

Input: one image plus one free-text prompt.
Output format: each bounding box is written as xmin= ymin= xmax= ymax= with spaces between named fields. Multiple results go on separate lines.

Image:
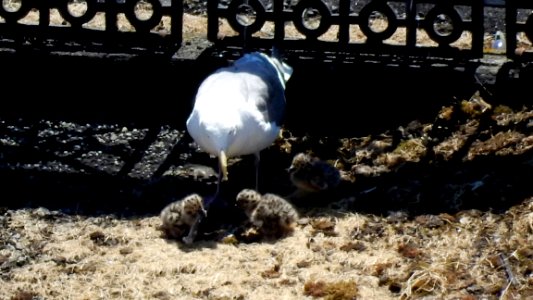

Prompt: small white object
xmin=491 ymin=30 xmax=506 ymax=51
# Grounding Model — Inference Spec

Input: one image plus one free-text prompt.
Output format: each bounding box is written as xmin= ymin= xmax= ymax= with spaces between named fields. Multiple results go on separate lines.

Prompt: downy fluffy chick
xmin=160 ymin=193 xmax=207 ymax=244
xmin=288 ymin=152 xmax=341 ymax=197
xmin=236 ymin=189 xmax=299 ymax=238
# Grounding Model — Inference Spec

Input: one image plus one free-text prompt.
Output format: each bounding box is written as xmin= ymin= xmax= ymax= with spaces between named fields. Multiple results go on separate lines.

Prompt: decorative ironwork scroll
xmin=0 ymin=0 xmax=182 ymax=55
xmin=208 ymin=0 xmax=485 ymax=61
xmin=505 ymin=0 xmax=533 ymax=60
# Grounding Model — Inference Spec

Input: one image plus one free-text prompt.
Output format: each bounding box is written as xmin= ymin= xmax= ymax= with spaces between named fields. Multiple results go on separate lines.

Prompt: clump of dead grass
xmin=309 ymin=217 xmax=337 ymax=237
xmin=303 ymin=279 xmax=359 ymax=300
xmin=392 ymin=139 xmax=427 ymax=161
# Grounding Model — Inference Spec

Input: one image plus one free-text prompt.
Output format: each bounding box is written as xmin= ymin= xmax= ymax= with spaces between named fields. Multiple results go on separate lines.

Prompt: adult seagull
xmin=186 ymin=49 xmax=293 ymax=197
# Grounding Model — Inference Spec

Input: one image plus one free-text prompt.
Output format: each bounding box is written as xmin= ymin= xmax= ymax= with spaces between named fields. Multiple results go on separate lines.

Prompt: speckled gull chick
xmin=186 ymin=49 xmax=293 ymax=195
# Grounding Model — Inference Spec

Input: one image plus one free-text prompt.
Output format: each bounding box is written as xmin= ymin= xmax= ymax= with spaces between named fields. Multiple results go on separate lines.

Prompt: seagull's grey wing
xmin=246 ymin=69 xmax=286 ymax=126
xmin=231 ymin=52 xmax=288 ymax=126
xmin=267 ymin=93 xmax=286 ymax=126
xmin=253 ymin=90 xmax=285 ymax=126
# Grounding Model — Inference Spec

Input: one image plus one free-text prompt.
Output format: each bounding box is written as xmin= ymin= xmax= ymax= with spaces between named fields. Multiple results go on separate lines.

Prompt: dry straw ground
xmin=2 ymin=197 xmax=533 ymax=300
xmin=1 ymin=3 xmax=533 ymax=300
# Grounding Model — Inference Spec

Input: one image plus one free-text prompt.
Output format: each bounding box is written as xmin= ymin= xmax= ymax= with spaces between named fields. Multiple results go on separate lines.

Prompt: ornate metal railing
xmin=0 ymin=0 xmax=182 ymax=55
xmin=506 ymin=0 xmax=533 ymax=61
xmin=207 ymin=0 xmax=533 ymax=63
xmin=0 ymin=0 xmax=531 ymax=62
xmin=208 ymin=0 xmax=486 ymax=61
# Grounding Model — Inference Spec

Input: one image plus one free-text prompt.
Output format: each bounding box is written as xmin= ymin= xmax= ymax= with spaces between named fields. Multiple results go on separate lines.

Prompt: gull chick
xmin=160 ymin=194 xmax=207 ymax=244
xmin=186 ymin=49 xmax=293 ymax=195
xmin=236 ymin=189 xmax=299 ymax=238
xmin=288 ymin=152 xmax=341 ymax=197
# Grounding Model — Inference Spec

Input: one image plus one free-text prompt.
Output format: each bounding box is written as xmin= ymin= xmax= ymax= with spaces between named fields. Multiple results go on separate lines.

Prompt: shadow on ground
xmin=0 ymin=48 xmax=531 ymax=226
